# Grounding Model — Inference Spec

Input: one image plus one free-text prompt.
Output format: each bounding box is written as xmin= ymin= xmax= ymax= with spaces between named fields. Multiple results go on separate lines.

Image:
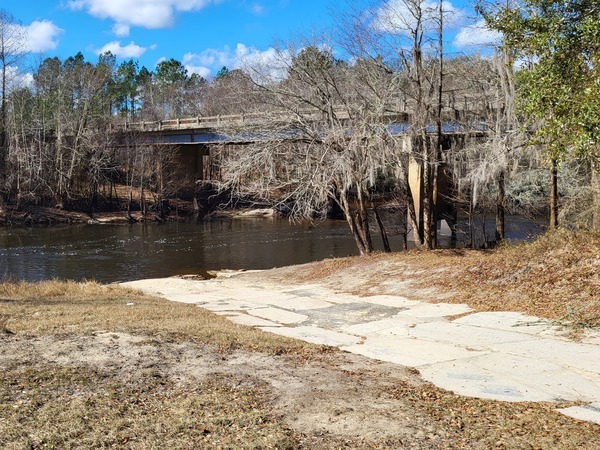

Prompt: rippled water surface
xmin=0 ymin=219 xmax=365 ymax=283
xmin=0 ymin=216 xmax=543 ymax=283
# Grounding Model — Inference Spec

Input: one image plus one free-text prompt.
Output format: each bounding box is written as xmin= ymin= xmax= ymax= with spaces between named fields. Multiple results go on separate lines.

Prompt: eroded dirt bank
xmin=3 ymin=331 xmax=599 ymax=449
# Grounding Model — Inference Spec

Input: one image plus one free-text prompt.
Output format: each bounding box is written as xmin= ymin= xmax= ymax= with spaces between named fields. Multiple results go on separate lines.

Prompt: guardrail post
xmin=159 ymin=121 xmax=163 ymax=131
xmin=241 ymin=113 xmax=245 ymax=123
xmin=217 ymin=115 xmax=221 ymax=125
xmin=196 ymin=116 xmax=200 ymax=126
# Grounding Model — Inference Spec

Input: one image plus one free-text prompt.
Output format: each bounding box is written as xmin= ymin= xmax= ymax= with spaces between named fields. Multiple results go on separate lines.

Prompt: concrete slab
xmin=300 ymin=303 xmax=405 ymax=328
xmin=409 ymin=322 xmax=533 ymax=350
xmin=281 ymin=286 xmax=335 ymax=298
xmin=341 ymin=336 xmax=486 ymax=368
xmin=341 ymin=318 xmax=412 ymax=337
xmin=219 ymin=288 xmax=284 ymax=304
xmin=122 ymin=278 xmax=206 ymax=296
xmin=556 ymin=403 xmax=600 ymax=425
xmin=246 ymin=307 xmax=308 ymax=325
xmin=491 ymin=338 xmax=600 ymax=376
xmin=395 ymin=302 xmax=473 ymax=320
xmin=153 ymin=293 xmax=206 ymax=304
xmin=583 ymin=333 xmax=600 ymax=346
xmin=122 ymin=276 xmax=600 ymax=426
xmin=421 ymin=363 xmax=551 ymax=402
xmin=227 ymin=313 xmax=283 ymax=328
xmin=260 ymin=296 xmax=335 ymax=311
xmin=194 ymin=299 xmax=267 ymax=312
xmin=261 ymin=326 xmax=362 ymax=346
xmin=359 ymin=295 xmax=421 ymax=308
xmin=324 ymin=294 xmax=366 ymax=305
xmin=420 ymin=353 xmax=600 ymax=403
xmin=453 ymin=311 xmax=557 ymax=335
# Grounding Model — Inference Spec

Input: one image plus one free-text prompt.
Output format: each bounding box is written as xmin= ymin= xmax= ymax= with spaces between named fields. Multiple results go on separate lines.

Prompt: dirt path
xmin=1 ymin=332 xmax=450 ymax=448
xmin=3 ymin=327 xmax=600 ymax=448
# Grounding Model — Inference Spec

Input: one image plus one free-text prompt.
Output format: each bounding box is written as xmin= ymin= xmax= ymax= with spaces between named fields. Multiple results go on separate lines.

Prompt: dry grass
xmin=0 ymin=364 xmax=296 ymax=449
xmin=0 ymin=281 xmax=317 ymax=449
xmin=424 ymin=230 xmax=600 ymax=328
xmin=0 ymin=280 xmax=322 ymax=356
xmin=388 ymin=381 xmax=600 ymax=449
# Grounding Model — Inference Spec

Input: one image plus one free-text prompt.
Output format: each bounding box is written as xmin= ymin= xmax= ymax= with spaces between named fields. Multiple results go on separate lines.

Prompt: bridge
xmin=113 ymin=90 xmax=494 ymax=134
xmin=111 ymin=108 xmax=491 ymax=237
xmin=113 ymin=108 xmax=488 ymax=191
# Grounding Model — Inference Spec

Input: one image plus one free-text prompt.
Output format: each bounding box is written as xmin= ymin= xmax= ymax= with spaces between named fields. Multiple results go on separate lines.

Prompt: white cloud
xmin=23 ymin=20 xmax=64 ymax=53
xmin=184 ymin=64 xmax=212 ymax=79
xmin=374 ymin=0 xmax=465 ymax=34
xmin=453 ymin=19 xmax=502 ymax=48
xmin=5 ymin=66 xmax=34 ymax=91
xmin=68 ymin=0 xmax=213 ymax=34
xmin=183 ymin=48 xmax=236 ymax=69
xmin=182 ymin=44 xmax=291 ymax=82
xmin=235 ymin=44 xmax=291 ymax=83
xmin=96 ymin=40 xmax=151 ymax=58
xmin=112 ymin=23 xmax=131 ymax=37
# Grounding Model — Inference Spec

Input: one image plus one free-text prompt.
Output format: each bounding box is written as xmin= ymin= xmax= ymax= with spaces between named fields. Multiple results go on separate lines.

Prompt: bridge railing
xmin=115 ymin=97 xmax=496 ymax=133
xmin=115 ymin=106 xmax=410 ymax=133
xmin=116 ymin=111 xmax=272 ymax=132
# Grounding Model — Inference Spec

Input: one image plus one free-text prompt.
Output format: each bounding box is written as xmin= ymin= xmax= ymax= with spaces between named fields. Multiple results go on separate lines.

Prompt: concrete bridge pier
xmin=174 ymin=143 xmax=209 ymax=180
xmin=407 ymin=137 xmax=458 ymax=246
xmin=172 ymin=143 xmax=211 ymax=207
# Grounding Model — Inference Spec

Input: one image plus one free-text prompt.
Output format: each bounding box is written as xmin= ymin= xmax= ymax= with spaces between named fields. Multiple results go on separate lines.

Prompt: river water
xmin=0 ymin=216 xmax=544 ymax=283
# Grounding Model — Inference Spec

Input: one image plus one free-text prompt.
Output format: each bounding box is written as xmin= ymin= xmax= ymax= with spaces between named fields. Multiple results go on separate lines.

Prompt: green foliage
xmin=215 ymin=66 xmax=230 ymax=80
xmin=114 ymin=59 xmax=139 ymax=118
xmin=188 ymin=72 xmax=206 ymax=87
xmin=155 ymin=58 xmax=188 ymax=85
xmin=481 ymin=0 xmax=600 ymax=164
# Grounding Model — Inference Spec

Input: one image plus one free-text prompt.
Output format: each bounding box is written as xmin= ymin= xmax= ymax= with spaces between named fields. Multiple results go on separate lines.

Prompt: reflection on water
xmin=0 ymin=220 xmax=360 ymax=283
xmin=0 ymin=216 xmax=544 ymax=283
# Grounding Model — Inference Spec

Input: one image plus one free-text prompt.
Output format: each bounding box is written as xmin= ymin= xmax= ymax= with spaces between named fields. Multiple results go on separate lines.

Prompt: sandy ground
xmin=1 ymin=331 xmax=451 ymax=448
xmin=3 ymin=248 xmax=600 ymax=448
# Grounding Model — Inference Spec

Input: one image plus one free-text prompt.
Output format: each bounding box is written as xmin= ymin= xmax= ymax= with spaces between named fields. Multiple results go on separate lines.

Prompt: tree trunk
xmin=468 ymin=181 xmax=475 ymax=248
xmin=372 ymin=204 xmax=391 ymax=252
xmin=549 ymin=158 xmax=559 ymax=229
xmin=355 ymin=185 xmax=373 ymax=253
xmin=495 ymin=169 xmax=505 ymax=241
xmin=422 ymin=139 xmax=434 ymax=249
xmin=0 ymin=59 xmax=7 ymax=206
xmin=338 ymin=190 xmax=368 ymax=255
xmin=592 ymin=159 xmax=600 ymax=230
xmin=431 ymin=0 xmax=444 ymax=250
xmin=402 ymin=158 xmax=422 ymax=249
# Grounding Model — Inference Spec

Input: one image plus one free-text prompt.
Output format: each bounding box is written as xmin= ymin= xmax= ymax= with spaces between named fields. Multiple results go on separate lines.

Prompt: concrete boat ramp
xmin=122 ymin=274 xmax=600 ymax=426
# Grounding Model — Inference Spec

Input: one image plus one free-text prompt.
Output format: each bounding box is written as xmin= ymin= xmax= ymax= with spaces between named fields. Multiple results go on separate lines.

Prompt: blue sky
xmin=2 ymin=0 xmax=496 ymax=78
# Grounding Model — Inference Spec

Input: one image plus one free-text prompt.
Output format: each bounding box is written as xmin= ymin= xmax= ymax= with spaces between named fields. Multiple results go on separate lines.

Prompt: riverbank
xmin=0 ymin=201 xmax=198 ymax=226
xmin=0 ymin=202 xmax=286 ymax=227
xmin=1 ymin=231 xmax=599 ymax=447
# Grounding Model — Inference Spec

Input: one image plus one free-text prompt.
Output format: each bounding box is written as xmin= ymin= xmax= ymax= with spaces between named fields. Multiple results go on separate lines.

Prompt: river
xmin=0 ymin=216 xmax=544 ymax=283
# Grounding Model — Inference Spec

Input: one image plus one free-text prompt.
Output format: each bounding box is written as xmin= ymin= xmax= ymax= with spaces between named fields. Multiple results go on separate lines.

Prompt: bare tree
xmin=215 ymin=37 xmax=405 ymax=254
xmin=340 ymin=0 xmax=455 ymax=248
xmin=0 ymin=9 xmax=25 ymax=205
